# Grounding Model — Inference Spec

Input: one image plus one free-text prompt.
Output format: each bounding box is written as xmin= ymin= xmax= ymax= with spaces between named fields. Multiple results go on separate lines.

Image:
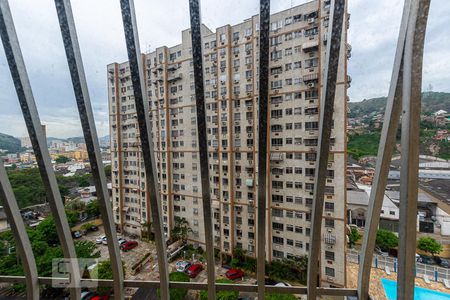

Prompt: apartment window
xmin=273 ymin=236 xmax=284 ymax=245
xmin=233 ymin=31 xmax=239 ymax=41
xmin=325 ymin=251 xmax=335 ymax=261
xmin=285 ymin=63 xmax=292 ymax=71
xmin=325 ymin=219 xmax=335 ymax=228
xmin=273 ymin=250 xmax=284 ymax=258
xmin=272 ymin=194 xmax=283 ymax=203
xmin=272 ymin=222 xmax=284 ymax=231
xmin=272 ymin=181 xmax=283 ymax=189
xmin=271 ymin=109 xmax=283 ymax=118
xmin=270 ymin=66 xmax=283 ymax=75
xmin=286 ymin=123 xmax=293 ymax=130
xmin=286 ymin=225 xmax=294 ymax=232
xmin=285 ymin=48 xmax=292 ymax=56
xmin=295 ymin=226 xmax=303 ymax=234
xmin=270 ymin=36 xmax=282 ymax=46
xmin=305 ymin=58 xmax=319 ymax=68
xmin=244 ymin=28 xmax=252 ymax=37
xmin=272 ymin=208 xmax=283 ymax=217
xmin=287 ymin=239 xmax=294 ymax=246
xmin=295 ymin=241 xmax=303 ymax=248
xmin=325 ymin=267 xmax=335 ymax=277
xmin=285 ymin=16 xmax=293 ymax=25
xmin=325 ymin=202 xmax=335 ymax=212
xmin=270 ymin=50 xmax=282 ymax=61
xmin=271 ymin=20 xmax=283 ymax=31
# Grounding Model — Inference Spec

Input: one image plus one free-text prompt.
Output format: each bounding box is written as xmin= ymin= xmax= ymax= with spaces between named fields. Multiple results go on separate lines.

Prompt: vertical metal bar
xmin=0 ymin=161 xmax=39 ymax=300
xmin=357 ymin=1 xmax=412 ymax=298
xmin=119 ymin=1 xmax=169 ymax=298
xmin=398 ymin=0 xmax=430 ymax=298
xmin=257 ymin=0 xmax=270 ymax=298
xmin=0 ymin=1 xmax=81 ymax=299
xmin=306 ymin=0 xmax=345 ymax=298
xmin=54 ymin=1 xmax=125 ymax=298
xmin=188 ymin=1 xmax=216 ymax=299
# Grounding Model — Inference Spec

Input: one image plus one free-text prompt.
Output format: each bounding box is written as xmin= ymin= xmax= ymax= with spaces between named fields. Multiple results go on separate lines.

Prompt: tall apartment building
xmin=108 ymin=0 xmax=349 ymax=287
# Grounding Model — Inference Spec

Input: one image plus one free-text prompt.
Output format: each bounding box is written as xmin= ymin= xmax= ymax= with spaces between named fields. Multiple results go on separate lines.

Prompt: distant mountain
xmin=348 ymin=92 xmax=450 ymax=118
xmin=46 ymin=135 xmax=110 ymax=147
xmin=99 ymin=135 xmax=110 ymax=147
xmin=0 ymin=133 xmax=23 ymax=153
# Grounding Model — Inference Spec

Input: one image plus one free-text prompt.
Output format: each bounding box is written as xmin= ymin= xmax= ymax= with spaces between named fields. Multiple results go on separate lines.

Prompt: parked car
xmin=186 ymin=264 xmax=203 ymax=278
xmin=90 ymin=295 xmax=110 ymax=300
xmin=95 ymin=235 xmax=106 ymax=244
xmin=120 ymin=241 xmax=138 ymax=251
xmin=175 ymin=260 xmax=192 ymax=272
xmin=89 ymin=225 xmax=99 ymax=232
xmin=225 ymin=268 xmax=244 ymax=280
xmin=118 ymin=238 xmax=127 ymax=246
xmin=418 ymin=255 xmax=435 ymax=265
xmin=72 ymin=231 xmax=82 ymax=239
xmin=81 ymin=291 xmax=94 ymax=300
xmin=435 ymin=257 xmax=450 ymax=268
xmin=102 ymin=238 xmax=108 ymax=245
xmin=275 ymin=281 xmax=292 ymax=287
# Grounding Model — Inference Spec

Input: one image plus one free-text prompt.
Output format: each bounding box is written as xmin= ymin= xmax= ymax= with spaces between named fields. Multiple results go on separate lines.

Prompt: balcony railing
xmin=0 ymin=0 xmax=431 ymax=299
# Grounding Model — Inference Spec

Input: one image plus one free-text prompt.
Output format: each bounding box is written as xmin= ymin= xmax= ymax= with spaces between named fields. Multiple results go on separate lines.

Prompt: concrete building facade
xmin=108 ymin=0 xmax=348 ymax=287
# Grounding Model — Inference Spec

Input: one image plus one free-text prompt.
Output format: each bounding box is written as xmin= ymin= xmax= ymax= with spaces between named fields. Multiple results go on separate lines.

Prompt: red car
xmin=186 ymin=263 xmax=203 ymax=278
xmin=225 ymin=268 xmax=244 ymax=280
xmin=120 ymin=240 xmax=138 ymax=251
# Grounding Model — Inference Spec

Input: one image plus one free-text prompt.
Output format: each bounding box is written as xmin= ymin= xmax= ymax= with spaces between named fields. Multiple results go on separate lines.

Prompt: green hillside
xmin=349 ymin=92 xmax=450 ymax=118
xmin=0 ymin=133 xmax=23 ymax=153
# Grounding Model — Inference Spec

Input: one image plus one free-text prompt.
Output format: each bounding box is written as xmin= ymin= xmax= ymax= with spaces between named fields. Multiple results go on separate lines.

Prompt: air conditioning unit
xmin=249 ymin=239 xmax=254 ymax=244
xmin=326 ymin=212 xmax=332 ymax=216
xmin=327 ymin=228 xmax=332 ymax=233
xmin=308 ymin=18 xmax=315 ymax=24
xmin=308 ymin=82 xmax=315 ymax=88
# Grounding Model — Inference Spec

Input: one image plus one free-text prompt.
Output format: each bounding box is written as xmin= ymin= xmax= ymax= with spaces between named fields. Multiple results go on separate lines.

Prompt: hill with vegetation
xmin=348 ymin=92 xmax=450 ymax=118
xmin=0 ymin=133 xmax=23 ymax=153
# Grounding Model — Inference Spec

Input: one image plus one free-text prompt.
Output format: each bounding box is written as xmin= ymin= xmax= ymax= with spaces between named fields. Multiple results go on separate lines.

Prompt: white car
xmin=96 ymin=235 xmax=106 ymax=244
xmin=275 ymin=282 xmax=292 ymax=287
xmin=118 ymin=238 xmax=127 ymax=246
xmin=175 ymin=260 xmax=192 ymax=272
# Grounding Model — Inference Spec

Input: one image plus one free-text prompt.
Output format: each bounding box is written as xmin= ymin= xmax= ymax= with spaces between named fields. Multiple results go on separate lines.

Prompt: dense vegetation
xmin=347 ymin=132 xmax=381 ymax=160
xmin=0 ymin=219 xmax=100 ymax=292
xmin=5 ymin=167 xmax=94 ymax=208
xmin=0 ymin=133 xmax=23 ymax=153
xmin=348 ymin=92 xmax=450 ymax=118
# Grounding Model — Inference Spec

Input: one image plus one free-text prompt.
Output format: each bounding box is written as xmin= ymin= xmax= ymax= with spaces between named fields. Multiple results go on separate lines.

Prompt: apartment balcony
xmin=168 ymin=73 xmax=183 ymax=82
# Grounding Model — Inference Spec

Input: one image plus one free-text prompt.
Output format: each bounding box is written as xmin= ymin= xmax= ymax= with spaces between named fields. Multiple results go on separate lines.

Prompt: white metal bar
xmin=357 ymin=1 xmax=412 ymax=298
xmin=398 ymin=0 xmax=430 ymax=298
xmin=187 ymin=1 xmax=216 ymax=299
xmin=118 ymin=0 xmax=170 ymax=298
xmin=256 ymin=0 xmax=271 ymax=298
xmin=0 ymin=161 xmax=39 ymax=300
xmin=306 ymin=0 xmax=345 ymax=298
xmin=54 ymin=1 xmax=125 ymax=298
xmin=0 ymin=1 xmax=81 ymax=298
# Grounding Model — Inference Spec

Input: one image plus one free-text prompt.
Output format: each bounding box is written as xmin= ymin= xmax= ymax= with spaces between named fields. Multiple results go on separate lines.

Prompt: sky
xmin=0 ymin=0 xmax=449 ymax=138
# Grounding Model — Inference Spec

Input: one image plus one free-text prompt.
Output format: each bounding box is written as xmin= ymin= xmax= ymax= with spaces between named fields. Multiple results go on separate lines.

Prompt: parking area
xmin=80 ymin=226 xmax=158 ymax=280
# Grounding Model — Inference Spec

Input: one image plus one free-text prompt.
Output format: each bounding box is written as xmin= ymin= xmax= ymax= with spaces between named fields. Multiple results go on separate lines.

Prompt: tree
xmin=158 ymin=272 xmax=190 ymax=300
xmin=85 ymin=199 xmax=100 ymax=217
xmin=55 ymin=155 xmax=71 ymax=164
xmin=417 ymin=237 xmax=443 ymax=256
xmin=376 ymin=229 xmax=398 ymax=252
xmin=348 ymin=227 xmax=362 ymax=248
xmin=36 ymin=217 xmax=59 ymax=245
xmin=170 ymin=217 xmax=192 ymax=242
xmin=200 ymin=278 xmax=239 ymax=300
xmin=104 ymin=165 xmax=112 ymax=178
